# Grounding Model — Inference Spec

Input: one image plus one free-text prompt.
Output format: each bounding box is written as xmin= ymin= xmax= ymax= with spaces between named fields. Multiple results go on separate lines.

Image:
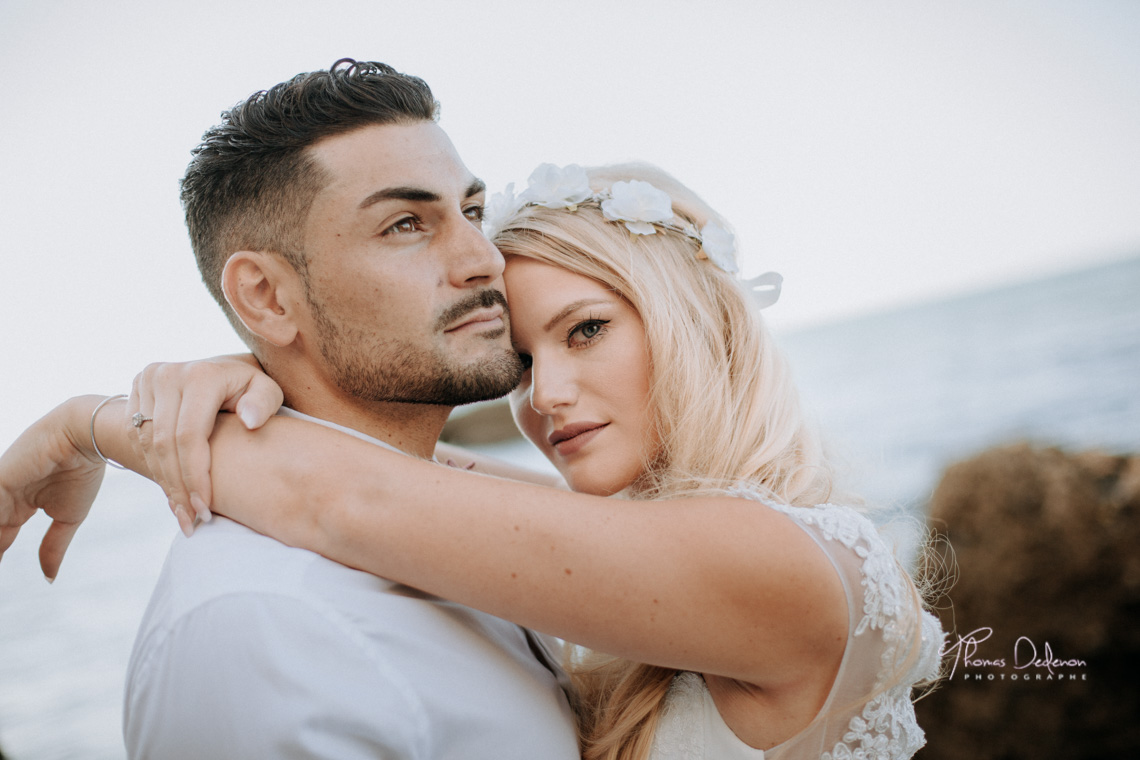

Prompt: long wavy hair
xmin=492 ymin=163 xmax=841 ymax=759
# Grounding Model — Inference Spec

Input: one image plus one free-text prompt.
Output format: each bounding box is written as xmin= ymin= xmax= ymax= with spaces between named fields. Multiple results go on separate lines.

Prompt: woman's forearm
xmin=432 ymin=441 xmax=565 ymax=488
xmin=201 ymin=413 xmax=847 ymax=688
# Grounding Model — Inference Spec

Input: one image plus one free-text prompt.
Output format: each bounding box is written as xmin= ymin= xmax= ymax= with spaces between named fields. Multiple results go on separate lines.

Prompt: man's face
xmin=298 ymin=121 xmax=522 ymax=406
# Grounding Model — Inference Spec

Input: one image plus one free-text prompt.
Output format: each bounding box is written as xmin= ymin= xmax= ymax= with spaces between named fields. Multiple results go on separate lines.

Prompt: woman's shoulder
xmin=679 ymin=489 xmax=944 ymax=759
xmin=725 ymin=487 xmax=881 ymax=557
xmin=727 ymin=486 xmax=933 ymax=641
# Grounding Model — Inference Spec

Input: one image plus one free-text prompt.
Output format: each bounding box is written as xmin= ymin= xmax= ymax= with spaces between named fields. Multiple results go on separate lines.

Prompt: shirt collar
xmin=276 ymin=406 xmax=406 ymax=456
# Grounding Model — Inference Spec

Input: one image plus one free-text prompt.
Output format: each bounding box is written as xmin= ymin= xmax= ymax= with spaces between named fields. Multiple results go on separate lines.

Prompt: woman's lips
xmin=549 ymin=422 xmax=608 ymax=456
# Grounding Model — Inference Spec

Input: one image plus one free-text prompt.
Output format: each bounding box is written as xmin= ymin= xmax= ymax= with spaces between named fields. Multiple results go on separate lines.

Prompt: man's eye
xmin=383 ymin=217 xmax=419 ymax=236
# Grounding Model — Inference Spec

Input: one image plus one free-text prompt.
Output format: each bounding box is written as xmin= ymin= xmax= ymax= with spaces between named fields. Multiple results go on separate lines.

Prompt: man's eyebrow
xmin=358 ymin=187 xmax=441 ymax=210
xmin=544 ymin=299 xmax=611 ymax=332
xmin=357 ymin=179 xmax=484 ymax=210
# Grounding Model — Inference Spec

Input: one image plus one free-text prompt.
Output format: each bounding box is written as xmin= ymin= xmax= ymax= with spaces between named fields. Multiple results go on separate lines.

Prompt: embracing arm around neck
xmin=189 ymin=413 xmax=848 ymax=699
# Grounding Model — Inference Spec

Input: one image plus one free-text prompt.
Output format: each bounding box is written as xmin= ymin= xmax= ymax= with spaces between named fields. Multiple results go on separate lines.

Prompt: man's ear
xmin=221 ymin=252 xmax=302 ymax=348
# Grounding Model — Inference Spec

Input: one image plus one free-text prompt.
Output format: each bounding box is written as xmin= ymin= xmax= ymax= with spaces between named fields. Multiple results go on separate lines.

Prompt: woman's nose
xmin=528 ymin=356 xmax=577 ymax=415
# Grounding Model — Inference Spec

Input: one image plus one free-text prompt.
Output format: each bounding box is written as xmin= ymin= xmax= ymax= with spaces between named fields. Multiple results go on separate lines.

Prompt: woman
xmin=3 ymin=163 xmax=942 ymax=759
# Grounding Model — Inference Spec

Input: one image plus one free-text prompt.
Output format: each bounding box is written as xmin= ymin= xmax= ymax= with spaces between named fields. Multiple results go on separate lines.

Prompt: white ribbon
xmin=742 ymin=271 xmax=783 ymax=310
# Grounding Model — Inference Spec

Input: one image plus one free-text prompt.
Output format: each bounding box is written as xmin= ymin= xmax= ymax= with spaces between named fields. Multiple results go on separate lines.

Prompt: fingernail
xmin=45 ymin=574 xmax=55 ymax=584
xmin=190 ymin=493 xmax=212 ymax=522
xmin=174 ymin=506 xmax=194 ymax=538
xmin=239 ymin=404 xmax=260 ymax=429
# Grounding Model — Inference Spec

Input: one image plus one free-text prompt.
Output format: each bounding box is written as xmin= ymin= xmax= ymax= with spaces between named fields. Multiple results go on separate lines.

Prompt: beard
xmin=308 ymin=288 xmax=524 ymax=406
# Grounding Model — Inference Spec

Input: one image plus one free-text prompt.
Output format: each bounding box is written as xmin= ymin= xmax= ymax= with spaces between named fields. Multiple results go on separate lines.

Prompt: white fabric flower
xmin=518 ymin=163 xmax=592 ymax=209
xmin=482 ymin=183 xmax=524 ymax=239
xmin=600 ymin=180 xmax=674 ymax=235
xmin=699 ymin=222 xmax=738 ymax=274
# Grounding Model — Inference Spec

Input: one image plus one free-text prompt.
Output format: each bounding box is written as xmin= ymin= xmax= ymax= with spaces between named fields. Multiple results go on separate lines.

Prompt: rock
xmin=915 ymin=443 xmax=1140 ymax=759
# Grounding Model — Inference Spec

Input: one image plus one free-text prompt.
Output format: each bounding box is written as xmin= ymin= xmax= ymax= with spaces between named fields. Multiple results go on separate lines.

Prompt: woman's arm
xmin=192 ymin=414 xmax=847 ymax=691
xmin=433 ymin=441 xmax=565 ymax=488
xmin=4 ymin=398 xmax=845 ymax=689
xmin=128 ymin=356 xmax=564 ymax=510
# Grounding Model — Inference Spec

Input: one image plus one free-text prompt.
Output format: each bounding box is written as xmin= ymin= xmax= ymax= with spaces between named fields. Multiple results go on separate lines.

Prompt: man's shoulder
xmin=168 ymin=515 xmax=322 ymax=570
xmin=125 ymin=518 xmax=427 ymax=748
xmin=123 ymin=582 xmax=432 ymax=759
xmin=124 ymin=523 xmax=581 ymax=760
xmin=136 ymin=516 xmax=389 ymax=628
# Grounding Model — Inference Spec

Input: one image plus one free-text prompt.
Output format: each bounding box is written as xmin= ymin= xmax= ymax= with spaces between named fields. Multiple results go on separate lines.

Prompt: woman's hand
xmin=0 ymin=396 xmax=109 ymax=581
xmin=128 ymin=354 xmax=283 ymax=530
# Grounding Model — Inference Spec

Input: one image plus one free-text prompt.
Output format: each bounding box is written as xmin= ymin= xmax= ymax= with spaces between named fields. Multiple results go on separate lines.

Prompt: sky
xmin=2 ymin=0 xmax=1139 ymax=451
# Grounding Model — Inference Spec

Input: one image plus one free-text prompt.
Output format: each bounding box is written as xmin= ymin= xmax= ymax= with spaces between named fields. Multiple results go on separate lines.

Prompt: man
xmin=0 ymin=60 xmax=579 ymax=759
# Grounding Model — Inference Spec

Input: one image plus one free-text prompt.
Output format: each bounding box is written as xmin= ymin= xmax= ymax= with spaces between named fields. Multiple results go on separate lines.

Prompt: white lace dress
xmin=649 ymin=497 xmax=945 ymax=760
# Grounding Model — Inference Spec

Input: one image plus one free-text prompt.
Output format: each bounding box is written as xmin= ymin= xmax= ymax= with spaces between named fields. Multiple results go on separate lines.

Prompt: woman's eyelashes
xmin=514 ymin=316 xmax=611 ymax=368
xmin=464 ymin=204 xmax=485 ymax=224
xmin=567 ymin=318 xmax=610 ymax=348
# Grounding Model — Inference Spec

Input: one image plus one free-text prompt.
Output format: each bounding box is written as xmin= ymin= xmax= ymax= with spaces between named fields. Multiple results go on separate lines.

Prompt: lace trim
xmin=651 ymin=672 xmax=706 ymax=759
xmin=728 ymin=490 xmax=942 ymax=760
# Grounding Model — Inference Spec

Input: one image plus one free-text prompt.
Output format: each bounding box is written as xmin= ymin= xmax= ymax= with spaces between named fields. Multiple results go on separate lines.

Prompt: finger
xmin=175 ymin=360 xmax=252 ymax=520
xmin=0 ymin=523 xmax=19 ymax=555
xmin=130 ymin=370 xmax=174 ymax=509
xmin=234 ymin=372 xmax=284 ymax=430
xmin=173 ymin=503 xmax=195 ymax=538
xmin=149 ymin=367 xmax=192 ymax=517
xmin=38 ymin=520 xmax=81 ymax=583
xmin=176 ymin=386 xmax=219 ymax=523
xmin=128 ymin=373 xmax=155 ymax=485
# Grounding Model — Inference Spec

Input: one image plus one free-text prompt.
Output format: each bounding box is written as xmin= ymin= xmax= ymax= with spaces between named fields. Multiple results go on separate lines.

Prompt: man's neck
xmin=280 ymin=392 xmax=451 ymax=459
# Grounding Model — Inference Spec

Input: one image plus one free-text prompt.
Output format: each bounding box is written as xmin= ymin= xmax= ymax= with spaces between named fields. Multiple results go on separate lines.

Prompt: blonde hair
xmin=493 ymin=163 xmax=930 ymax=760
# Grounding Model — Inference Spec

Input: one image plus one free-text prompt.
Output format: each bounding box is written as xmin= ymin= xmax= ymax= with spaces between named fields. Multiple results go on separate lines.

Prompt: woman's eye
xmin=568 ymin=319 xmax=609 ymax=346
xmin=464 ymin=205 xmax=485 ymax=224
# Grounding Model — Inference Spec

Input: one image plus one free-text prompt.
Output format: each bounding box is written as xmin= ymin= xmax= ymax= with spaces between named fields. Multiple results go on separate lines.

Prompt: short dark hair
xmin=180 ymin=59 xmax=439 ymax=338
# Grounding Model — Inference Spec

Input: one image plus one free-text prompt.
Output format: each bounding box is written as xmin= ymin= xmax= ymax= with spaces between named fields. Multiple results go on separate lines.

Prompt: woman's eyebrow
xmin=543 ymin=299 xmax=611 ymax=332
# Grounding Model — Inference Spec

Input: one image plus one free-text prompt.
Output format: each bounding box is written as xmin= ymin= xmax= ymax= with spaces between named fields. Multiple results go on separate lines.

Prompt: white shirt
xmin=123 ymin=408 xmax=579 ymax=759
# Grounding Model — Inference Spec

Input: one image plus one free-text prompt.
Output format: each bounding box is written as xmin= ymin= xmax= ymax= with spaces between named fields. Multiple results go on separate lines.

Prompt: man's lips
xmin=548 ymin=422 xmax=608 ymax=449
xmin=444 ymin=304 xmax=504 ymax=333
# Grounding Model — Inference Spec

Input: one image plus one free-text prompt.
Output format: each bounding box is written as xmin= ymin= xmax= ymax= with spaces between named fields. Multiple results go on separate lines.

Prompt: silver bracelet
xmin=90 ymin=394 xmax=128 ymax=470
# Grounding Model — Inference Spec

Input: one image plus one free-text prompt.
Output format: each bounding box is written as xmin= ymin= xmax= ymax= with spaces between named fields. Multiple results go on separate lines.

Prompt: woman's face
xmin=505 ymin=256 xmax=656 ymax=496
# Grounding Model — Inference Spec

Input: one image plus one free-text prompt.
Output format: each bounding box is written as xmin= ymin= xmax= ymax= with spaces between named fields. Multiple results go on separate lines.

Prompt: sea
xmin=1 ymin=254 xmax=1138 ymax=759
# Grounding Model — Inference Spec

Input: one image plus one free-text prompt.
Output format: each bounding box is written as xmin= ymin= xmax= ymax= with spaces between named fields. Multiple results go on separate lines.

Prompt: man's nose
xmin=446 ymin=218 xmax=505 ymax=288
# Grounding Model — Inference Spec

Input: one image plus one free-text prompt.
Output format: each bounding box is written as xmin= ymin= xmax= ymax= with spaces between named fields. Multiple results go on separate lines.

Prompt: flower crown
xmin=484 ymin=164 xmax=782 ymax=309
